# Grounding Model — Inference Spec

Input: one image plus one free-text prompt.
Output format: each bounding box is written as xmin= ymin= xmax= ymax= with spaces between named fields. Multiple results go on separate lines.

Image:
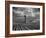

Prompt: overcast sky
xmin=13 ymin=7 xmax=40 ymax=17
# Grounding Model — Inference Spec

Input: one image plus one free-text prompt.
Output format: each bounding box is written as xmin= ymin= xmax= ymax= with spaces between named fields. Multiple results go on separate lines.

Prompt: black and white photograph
xmin=10 ymin=4 xmax=43 ymax=34
xmin=12 ymin=7 xmax=40 ymax=31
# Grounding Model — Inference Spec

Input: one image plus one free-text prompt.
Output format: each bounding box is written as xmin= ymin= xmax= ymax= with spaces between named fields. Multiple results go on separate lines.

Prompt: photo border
xmin=5 ymin=1 xmax=45 ymax=37
xmin=10 ymin=4 xmax=42 ymax=34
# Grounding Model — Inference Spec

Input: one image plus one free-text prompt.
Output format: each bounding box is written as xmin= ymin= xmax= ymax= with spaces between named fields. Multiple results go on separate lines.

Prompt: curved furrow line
xmin=21 ymin=25 xmax=30 ymax=30
xmin=20 ymin=25 xmax=26 ymax=30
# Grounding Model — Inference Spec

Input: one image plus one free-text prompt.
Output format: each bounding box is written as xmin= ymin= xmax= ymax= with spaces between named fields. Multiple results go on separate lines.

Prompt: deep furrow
xmin=20 ymin=25 xmax=26 ymax=30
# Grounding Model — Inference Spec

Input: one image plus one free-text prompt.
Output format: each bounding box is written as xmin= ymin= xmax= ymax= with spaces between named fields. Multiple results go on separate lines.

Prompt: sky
xmin=13 ymin=7 xmax=40 ymax=17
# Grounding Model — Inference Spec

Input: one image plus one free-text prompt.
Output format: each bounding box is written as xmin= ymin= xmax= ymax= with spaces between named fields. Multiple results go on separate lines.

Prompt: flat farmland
xmin=13 ymin=16 xmax=40 ymax=31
